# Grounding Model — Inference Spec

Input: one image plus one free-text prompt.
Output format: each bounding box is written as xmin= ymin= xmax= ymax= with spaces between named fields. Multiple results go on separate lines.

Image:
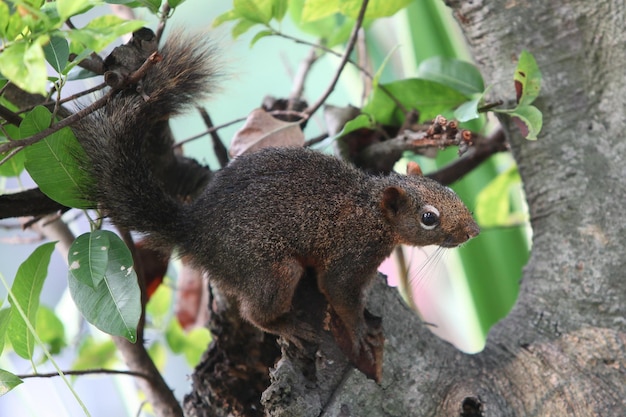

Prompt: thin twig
xmin=478 ymin=100 xmax=504 ymax=113
xmin=289 ymin=46 xmax=320 ymax=102
xmin=427 ymin=127 xmax=508 ymax=185
xmin=273 ymin=29 xmax=408 ymax=113
xmin=304 ymin=0 xmax=370 ymax=117
xmin=174 ymin=108 xmax=310 ymax=149
xmin=16 ymin=368 xmax=152 ymax=381
xmin=357 ymin=28 xmax=371 ymax=105
xmin=197 ymin=107 xmax=229 ymax=168
xmin=173 ymin=115 xmax=248 ymax=149
xmin=16 ymin=83 xmax=108 ymax=115
xmin=155 ymin=2 xmax=172 ymax=42
xmin=304 ymin=132 xmax=330 ymax=147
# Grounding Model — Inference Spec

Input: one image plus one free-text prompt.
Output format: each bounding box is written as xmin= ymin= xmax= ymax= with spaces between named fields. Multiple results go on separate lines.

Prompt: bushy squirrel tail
xmin=77 ymin=29 xmax=219 ymax=247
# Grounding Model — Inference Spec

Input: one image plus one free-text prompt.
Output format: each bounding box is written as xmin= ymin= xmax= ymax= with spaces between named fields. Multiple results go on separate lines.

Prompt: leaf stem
xmin=0 ymin=271 xmax=92 ymax=416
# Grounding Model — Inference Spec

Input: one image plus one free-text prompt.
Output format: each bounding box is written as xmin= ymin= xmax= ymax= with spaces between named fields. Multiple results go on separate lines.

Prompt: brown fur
xmin=76 ymin=30 xmax=480 ymax=373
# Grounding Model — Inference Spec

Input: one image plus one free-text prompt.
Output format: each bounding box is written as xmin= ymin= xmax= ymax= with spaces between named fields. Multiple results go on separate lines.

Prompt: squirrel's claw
xmin=330 ymin=308 xmax=384 ymax=383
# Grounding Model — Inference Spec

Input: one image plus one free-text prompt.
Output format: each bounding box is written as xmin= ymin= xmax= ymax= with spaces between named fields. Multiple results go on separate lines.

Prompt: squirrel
xmin=75 ymin=29 xmax=480 ymax=380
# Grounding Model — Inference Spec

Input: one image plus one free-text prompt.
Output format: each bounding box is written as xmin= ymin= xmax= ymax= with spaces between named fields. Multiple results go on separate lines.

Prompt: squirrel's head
xmin=381 ymin=162 xmax=480 ymax=248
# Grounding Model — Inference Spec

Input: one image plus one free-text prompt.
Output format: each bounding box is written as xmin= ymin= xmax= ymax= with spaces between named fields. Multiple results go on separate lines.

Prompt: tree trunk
xmin=186 ymin=1 xmax=626 ymax=415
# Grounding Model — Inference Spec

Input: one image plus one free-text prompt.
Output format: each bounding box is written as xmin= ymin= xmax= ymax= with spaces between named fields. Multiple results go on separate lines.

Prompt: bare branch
xmin=16 ymin=368 xmax=152 ymax=381
xmin=427 ymin=127 xmax=508 ymax=185
xmin=197 ymin=107 xmax=229 ymax=169
xmin=155 ymin=2 xmax=172 ymax=42
xmin=273 ymin=28 xmax=408 ymax=114
xmin=289 ymin=47 xmax=320 ymax=102
xmin=304 ymin=0 xmax=370 ymax=117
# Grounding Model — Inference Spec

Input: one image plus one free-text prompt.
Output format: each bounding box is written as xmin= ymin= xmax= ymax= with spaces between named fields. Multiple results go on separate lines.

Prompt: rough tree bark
xmin=184 ymin=1 xmax=625 ymax=416
xmin=317 ymin=0 xmax=626 ymax=415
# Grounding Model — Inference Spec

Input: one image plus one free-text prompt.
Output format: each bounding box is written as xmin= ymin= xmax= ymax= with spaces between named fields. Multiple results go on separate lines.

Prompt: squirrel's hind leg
xmin=318 ymin=270 xmax=384 ymax=382
xmin=237 ymin=258 xmax=319 ymax=348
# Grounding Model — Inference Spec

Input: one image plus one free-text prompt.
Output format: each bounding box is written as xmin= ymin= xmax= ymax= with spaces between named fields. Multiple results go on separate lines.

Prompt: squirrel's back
xmin=179 ymin=147 xmax=478 ymax=291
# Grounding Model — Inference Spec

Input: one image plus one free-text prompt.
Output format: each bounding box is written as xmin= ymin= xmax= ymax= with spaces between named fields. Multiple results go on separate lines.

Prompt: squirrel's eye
xmin=420 ymin=205 xmax=440 ymax=230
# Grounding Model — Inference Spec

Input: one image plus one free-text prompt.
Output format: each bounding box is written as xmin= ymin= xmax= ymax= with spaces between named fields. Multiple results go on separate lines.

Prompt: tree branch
xmin=197 ymin=107 xmax=229 ymax=169
xmin=0 ymin=188 xmax=67 ymax=220
xmin=427 ymin=127 xmax=508 ymax=185
xmin=304 ymin=0 xmax=370 ymax=117
xmin=273 ymin=28 xmax=408 ymax=114
xmin=16 ymin=368 xmax=152 ymax=381
xmin=289 ymin=46 xmax=320 ymax=103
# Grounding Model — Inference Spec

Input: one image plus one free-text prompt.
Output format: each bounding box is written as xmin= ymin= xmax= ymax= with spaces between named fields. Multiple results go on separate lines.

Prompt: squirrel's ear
xmin=381 ymin=186 xmax=408 ymax=216
xmin=406 ymin=161 xmax=423 ymax=177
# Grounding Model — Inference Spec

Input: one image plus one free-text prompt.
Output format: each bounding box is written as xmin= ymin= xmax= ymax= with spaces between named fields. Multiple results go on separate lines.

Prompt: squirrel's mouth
xmin=439 ymin=224 xmax=480 ymax=248
xmin=439 ymin=241 xmax=460 ymax=248
xmin=439 ymin=235 xmax=468 ymax=248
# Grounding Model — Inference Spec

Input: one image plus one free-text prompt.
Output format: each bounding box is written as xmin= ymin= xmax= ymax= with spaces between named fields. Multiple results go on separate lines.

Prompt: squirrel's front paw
xmin=329 ymin=308 xmax=384 ymax=383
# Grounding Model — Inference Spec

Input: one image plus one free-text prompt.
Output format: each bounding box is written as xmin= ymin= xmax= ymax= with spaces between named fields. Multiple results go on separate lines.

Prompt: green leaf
xmin=165 ymin=317 xmax=185 ymax=353
xmin=454 ymin=97 xmax=481 ymax=122
xmin=165 ymin=318 xmax=211 ymax=366
xmin=475 ymin=166 xmax=525 ymax=227
xmin=145 ymin=281 xmax=172 ymax=324
xmin=336 ymin=113 xmax=375 ymax=138
xmin=0 ymin=40 xmax=48 ymax=95
xmin=514 ymin=50 xmax=541 ymax=106
xmin=288 ymin=0 xmax=350 ymax=46
xmin=139 ymin=0 xmax=162 ymax=13
xmin=168 ymin=0 xmax=185 ymax=7
xmin=8 ymin=242 xmax=57 ymax=360
xmin=22 ymin=106 xmax=95 ymax=208
xmin=301 ymin=0 xmax=340 ymax=22
xmin=66 ymin=16 xmax=145 ymax=53
xmin=325 ymin=19 xmax=354 ymax=48
xmin=2 ymin=9 xmax=25 ymax=41
xmin=68 ymin=231 xmax=113 ymax=289
xmin=147 ymin=340 xmax=167 ymax=369
xmin=0 ymin=2 xmax=10 ymax=38
xmin=181 ymin=327 xmax=211 ymax=366
xmin=0 ymin=369 xmax=23 ymax=397
xmin=371 ymin=45 xmax=400 ymax=88
xmin=0 ymin=126 xmax=25 ymax=177
xmin=363 ymin=78 xmax=467 ymax=126
xmin=338 ymin=0 xmax=412 ymax=20
xmin=250 ymin=29 xmax=274 ymax=47
xmin=498 ymin=105 xmax=543 ymax=141
xmin=0 ymin=308 xmax=11 ymax=355
xmin=43 ymin=36 xmax=70 ymax=73
xmin=68 ymin=233 xmax=140 ymax=343
xmin=416 ymin=56 xmax=485 ymax=97
xmin=234 ymin=0 xmax=273 ymax=24
xmin=73 ymin=337 xmax=117 ymax=371
xmin=109 ymin=0 xmax=161 ymax=13
xmin=232 ymin=18 xmax=258 ymax=39
xmin=20 ymin=106 xmax=52 ymax=135
xmin=56 ymin=0 xmax=94 ymax=21
xmin=272 ymin=0 xmax=288 ymax=21
xmin=212 ymin=9 xmax=240 ymax=27
xmin=36 ymin=306 xmax=66 ymax=355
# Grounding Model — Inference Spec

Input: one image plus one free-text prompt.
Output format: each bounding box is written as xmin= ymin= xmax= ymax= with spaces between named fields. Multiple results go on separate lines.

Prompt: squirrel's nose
xmin=466 ymin=222 xmax=480 ymax=240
